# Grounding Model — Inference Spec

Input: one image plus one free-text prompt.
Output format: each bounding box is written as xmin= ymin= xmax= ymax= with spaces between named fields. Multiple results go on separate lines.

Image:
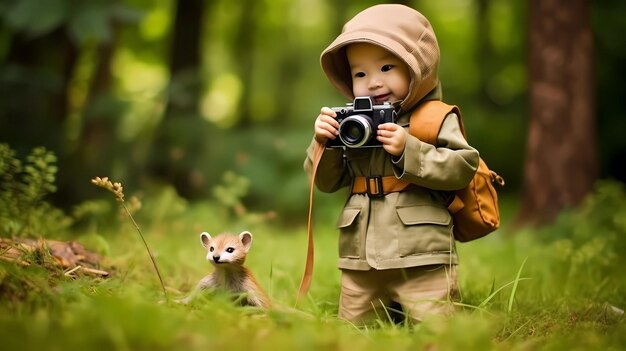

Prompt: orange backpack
xmin=409 ymin=100 xmax=505 ymax=242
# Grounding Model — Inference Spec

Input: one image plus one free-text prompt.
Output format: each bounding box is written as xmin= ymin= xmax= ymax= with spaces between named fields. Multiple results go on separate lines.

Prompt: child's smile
xmin=373 ymin=93 xmax=392 ymax=104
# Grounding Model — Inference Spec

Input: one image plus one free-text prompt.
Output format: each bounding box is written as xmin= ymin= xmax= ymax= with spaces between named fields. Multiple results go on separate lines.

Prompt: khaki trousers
xmin=338 ymin=264 xmax=458 ymax=325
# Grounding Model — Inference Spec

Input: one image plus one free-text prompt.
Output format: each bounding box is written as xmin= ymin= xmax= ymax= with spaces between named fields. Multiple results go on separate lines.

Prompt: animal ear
xmin=200 ymin=232 xmax=212 ymax=249
xmin=239 ymin=231 xmax=253 ymax=252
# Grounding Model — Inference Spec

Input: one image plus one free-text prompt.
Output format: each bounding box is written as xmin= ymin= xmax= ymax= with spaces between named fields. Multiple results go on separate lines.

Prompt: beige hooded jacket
xmin=304 ymin=4 xmax=479 ymax=271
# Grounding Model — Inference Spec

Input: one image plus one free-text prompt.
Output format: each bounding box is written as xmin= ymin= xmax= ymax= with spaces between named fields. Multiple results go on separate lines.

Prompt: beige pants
xmin=338 ymin=264 xmax=458 ymax=325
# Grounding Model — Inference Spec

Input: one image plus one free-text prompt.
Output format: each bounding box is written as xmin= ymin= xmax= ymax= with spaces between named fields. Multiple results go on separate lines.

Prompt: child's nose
xmin=368 ymin=77 xmax=383 ymax=89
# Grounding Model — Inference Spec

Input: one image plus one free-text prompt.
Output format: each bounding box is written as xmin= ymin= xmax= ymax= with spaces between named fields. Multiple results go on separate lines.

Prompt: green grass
xmin=1 ymin=182 xmax=626 ymax=350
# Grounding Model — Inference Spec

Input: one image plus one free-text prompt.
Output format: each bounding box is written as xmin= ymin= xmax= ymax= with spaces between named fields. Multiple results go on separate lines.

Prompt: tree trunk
xmin=1 ymin=28 xmax=79 ymax=209
xmin=233 ymin=0 xmax=257 ymax=127
xmin=1 ymin=28 xmax=77 ymax=150
xmin=165 ymin=0 xmax=204 ymax=118
xmin=150 ymin=0 xmax=207 ymax=198
xmin=79 ymin=35 xmax=117 ymax=163
xmin=518 ymin=0 xmax=597 ymax=225
xmin=50 ymin=24 xmax=121 ymax=208
xmin=475 ymin=0 xmax=497 ymax=107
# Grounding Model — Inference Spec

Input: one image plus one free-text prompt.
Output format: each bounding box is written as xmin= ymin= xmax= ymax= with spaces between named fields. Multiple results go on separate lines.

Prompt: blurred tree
xmin=73 ymin=15 xmax=120 ymax=205
xmin=331 ymin=0 xmax=349 ymax=36
xmin=233 ymin=0 xmax=257 ymax=128
xmin=518 ymin=0 xmax=597 ymax=225
xmin=1 ymin=19 xmax=77 ymax=155
xmin=149 ymin=0 xmax=208 ymax=198
xmin=475 ymin=0 xmax=496 ymax=108
xmin=0 ymin=0 xmax=141 ymax=207
xmin=165 ymin=0 xmax=204 ymax=118
xmin=592 ymin=0 xmax=626 ymax=183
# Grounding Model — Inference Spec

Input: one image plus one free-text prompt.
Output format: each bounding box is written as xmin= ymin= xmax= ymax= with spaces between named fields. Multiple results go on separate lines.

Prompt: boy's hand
xmin=314 ymin=107 xmax=339 ymax=144
xmin=377 ymin=123 xmax=406 ymax=157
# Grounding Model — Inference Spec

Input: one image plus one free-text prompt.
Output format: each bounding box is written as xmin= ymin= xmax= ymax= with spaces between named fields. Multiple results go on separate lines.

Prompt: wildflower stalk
xmin=91 ymin=177 xmax=167 ymax=300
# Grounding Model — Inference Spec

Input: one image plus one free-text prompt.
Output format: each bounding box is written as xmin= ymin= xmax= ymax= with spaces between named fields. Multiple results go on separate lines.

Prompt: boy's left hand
xmin=377 ymin=123 xmax=406 ymax=157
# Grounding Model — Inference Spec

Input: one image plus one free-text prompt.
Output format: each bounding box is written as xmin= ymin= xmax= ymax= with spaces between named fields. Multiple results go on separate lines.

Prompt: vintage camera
xmin=326 ymin=96 xmax=398 ymax=148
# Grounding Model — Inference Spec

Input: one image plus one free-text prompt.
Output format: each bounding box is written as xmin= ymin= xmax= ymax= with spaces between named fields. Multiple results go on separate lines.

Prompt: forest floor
xmin=1 ymin=182 xmax=625 ymax=351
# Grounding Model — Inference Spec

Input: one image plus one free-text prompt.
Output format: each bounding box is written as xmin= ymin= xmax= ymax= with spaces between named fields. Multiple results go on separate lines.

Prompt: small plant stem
xmin=122 ymin=203 xmax=168 ymax=300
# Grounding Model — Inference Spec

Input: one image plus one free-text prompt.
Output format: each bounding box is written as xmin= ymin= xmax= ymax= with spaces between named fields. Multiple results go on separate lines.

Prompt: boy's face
xmin=346 ymin=42 xmax=410 ymax=105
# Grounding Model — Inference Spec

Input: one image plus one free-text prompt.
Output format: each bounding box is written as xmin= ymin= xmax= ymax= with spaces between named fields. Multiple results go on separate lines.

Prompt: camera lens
xmin=339 ymin=115 xmax=373 ymax=148
xmin=344 ymin=123 xmax=363 ymax=141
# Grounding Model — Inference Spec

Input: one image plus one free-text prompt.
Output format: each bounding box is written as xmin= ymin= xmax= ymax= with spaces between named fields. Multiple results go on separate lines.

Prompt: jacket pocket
xmin=336 ymin=207 xmax=362 ymax=259
xmin=395 ymin=205 xmax=452 ymax=257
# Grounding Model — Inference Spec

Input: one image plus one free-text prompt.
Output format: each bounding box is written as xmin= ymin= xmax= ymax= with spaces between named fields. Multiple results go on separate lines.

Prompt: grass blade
xmin=507 ymin=256 xmax=529 ymax=313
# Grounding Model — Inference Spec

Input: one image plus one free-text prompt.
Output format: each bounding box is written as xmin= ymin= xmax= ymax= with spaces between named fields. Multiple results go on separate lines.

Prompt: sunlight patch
xmin=140 ymin=2 xmax=171 ymax=40
xmin=201 ymin=73 xmax=242 ymax=127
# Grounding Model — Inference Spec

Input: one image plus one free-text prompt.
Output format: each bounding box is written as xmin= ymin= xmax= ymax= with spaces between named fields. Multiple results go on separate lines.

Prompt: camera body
xmin=326 ymin=97 xmax=398 ymax=148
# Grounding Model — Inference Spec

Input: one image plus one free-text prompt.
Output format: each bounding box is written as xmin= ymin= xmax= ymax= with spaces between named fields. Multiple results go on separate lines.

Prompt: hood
xmin=320 ymin=4 xmax=440 ymax=111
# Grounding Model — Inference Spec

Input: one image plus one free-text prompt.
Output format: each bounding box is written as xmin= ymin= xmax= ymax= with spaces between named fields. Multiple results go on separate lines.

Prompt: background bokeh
xmin=1 ymin=0 xmax=624 ymax=224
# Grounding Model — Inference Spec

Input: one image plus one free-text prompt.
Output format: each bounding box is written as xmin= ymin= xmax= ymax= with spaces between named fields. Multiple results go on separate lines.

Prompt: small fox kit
xmin=179 ymin=231 xmax=271 ymax=308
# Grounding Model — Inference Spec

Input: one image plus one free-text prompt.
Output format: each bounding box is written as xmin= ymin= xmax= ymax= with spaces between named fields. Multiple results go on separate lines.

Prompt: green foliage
xmin=1 ymin=0 xmax=142 ymax=43
xmin=530 ymin=181 xmax=626 ymax=302
xmin=212 ymin=170 xmax=249 ymax=214
xmin=0 ymin=261 xmax=60 ymax=309
xmin=0 ymin=144 xmax=71 ymax=237
xmin=72 ymin=199 xmax=117 ymax=233
xmin=1 ymin=0 xmax=625 ymax=218
xmin=458 ymin=181 xmax=626 ymax=321
xmin=2 ymin=179 xmax=626 ymax=350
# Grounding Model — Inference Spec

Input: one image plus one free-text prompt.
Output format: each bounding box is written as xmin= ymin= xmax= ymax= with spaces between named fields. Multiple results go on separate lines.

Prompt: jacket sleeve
xmin=303 ymin=138 xmax=352 ymax=193
xmin=392 ymin=113 xmax=479 ymax=191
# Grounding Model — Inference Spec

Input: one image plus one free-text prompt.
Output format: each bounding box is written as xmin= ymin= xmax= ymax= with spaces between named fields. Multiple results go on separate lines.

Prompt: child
xmin=304 ymin=4 xmax=479 ymax=324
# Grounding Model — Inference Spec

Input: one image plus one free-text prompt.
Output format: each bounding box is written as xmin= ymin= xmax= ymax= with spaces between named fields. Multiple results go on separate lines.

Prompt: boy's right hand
xmin=314 ymin=107 xmax=340 ymax=144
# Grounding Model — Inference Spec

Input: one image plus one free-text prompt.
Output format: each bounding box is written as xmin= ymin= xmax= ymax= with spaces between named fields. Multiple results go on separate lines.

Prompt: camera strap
xmin=297 ymin=140 xmax=325 ymax=301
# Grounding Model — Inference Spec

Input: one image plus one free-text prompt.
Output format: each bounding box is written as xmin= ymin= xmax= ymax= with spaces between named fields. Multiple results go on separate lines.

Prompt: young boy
xmin=304 ymin=4 xmax=480 ymax=324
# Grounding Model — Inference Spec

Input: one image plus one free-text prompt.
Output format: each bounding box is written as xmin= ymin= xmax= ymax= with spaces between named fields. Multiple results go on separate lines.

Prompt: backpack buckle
xmin=366 ymin=176 xmax=385 ymax=198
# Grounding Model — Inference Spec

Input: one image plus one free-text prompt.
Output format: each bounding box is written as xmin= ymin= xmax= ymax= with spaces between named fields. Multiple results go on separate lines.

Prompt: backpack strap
xmin=409 ymin=100 xmax=468 ymax=216
xmin=297 ymin=140 xmax=325 ymax=302
xmin=409 ymin=100 xmax=465 ymax=144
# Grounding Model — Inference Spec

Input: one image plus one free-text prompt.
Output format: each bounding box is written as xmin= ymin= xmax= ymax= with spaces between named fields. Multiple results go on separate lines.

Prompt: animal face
xmin=200 ymin=231 xmax=253 ymax=266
